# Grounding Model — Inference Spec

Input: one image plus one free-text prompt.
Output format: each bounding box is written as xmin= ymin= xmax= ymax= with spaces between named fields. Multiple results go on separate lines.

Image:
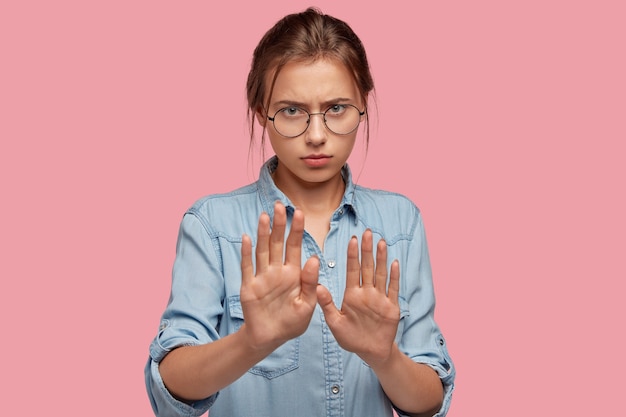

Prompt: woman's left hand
xmin=317 ymin=229 xmax=401 ymax=366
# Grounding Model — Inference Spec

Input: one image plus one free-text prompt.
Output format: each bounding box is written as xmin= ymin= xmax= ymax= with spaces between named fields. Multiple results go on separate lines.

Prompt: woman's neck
xmin=271 ymin=168 xmax=345 ymax=217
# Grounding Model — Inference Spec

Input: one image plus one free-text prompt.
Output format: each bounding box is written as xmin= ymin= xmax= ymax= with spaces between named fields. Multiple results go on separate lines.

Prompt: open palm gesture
xmin=240 ymin=202 xmax=319 ymax=351
xmin=317 ymin=229 xmax=401 ymax=366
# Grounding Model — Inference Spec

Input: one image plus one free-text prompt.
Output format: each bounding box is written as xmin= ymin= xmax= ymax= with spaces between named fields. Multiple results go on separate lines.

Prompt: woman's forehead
xmin=267 ymin=59 xmax=360 ymax=106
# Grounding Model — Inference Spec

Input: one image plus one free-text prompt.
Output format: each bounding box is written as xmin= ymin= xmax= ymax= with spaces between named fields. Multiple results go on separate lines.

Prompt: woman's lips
xmin=301 ymin=154 xmax=331 ymax=167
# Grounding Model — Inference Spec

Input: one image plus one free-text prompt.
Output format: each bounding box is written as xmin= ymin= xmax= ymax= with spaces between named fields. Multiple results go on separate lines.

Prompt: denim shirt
xmin=145 ymin=157 xmax=455 ymax=417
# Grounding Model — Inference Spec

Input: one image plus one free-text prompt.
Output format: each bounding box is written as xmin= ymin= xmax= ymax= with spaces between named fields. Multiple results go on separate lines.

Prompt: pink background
xmin=2 ymin=1 xmax=624 ymax=415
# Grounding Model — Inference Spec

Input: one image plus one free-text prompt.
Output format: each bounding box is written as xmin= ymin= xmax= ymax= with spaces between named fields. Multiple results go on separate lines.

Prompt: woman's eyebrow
xmin=273 ymin=98 xmax=354 ymax=108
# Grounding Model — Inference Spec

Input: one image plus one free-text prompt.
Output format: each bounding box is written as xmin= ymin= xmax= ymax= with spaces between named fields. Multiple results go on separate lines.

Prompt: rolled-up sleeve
xmin=145 ymin=358 xmax=215 ymax=417
xmin=145 ymin=212 xmax=226 ymax=417
xmin=396 ymin=212 xmax=455 ymax=417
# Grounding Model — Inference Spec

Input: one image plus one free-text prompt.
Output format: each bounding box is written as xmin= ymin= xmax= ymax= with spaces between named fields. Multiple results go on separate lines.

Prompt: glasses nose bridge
xmin=307 ymin=111 xmax=326 ymax=122
xmin=305 ymin=110 xmax=328 ymax=131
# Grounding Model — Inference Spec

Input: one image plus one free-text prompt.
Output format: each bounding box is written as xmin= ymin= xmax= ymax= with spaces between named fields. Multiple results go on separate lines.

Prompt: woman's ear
xmin=256 ymin=108 xmax=267 ymax=127
xmin=360 ymin=96 xmax=368 ymax=120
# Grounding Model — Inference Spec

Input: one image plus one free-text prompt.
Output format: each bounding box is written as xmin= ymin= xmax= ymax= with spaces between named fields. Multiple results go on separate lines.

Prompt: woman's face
xmin=259 ymin=58 xmax=364 ymax=187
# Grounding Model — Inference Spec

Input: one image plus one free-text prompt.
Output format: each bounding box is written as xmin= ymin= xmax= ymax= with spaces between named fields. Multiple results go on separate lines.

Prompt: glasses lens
xmin=324 ymin=105 xmax=361 ymax=135
xmin=273 ymin=107 xmax=309 ymax=138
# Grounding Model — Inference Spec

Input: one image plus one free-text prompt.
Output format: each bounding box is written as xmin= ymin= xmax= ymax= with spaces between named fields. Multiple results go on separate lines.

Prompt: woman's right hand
xmin=239 ymin=201 xmax=319 ymax=352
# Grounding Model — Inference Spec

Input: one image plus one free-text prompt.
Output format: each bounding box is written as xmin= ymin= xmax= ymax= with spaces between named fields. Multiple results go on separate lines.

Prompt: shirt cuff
xmin=146 ymin=358 xmax=216 ymax=417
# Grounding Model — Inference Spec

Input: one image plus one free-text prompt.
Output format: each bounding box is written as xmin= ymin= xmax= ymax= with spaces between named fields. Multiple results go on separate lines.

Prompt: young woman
xmin=145 ymin=7 xmax=455 ymax=417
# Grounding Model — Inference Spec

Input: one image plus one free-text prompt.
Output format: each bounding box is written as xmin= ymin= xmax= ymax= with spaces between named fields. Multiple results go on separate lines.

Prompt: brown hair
xmin=246 ymin=7 xmax=375 ymax=151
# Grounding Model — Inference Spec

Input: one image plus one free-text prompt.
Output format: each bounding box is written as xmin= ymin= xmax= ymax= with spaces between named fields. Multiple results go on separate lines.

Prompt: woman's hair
xmin=246 ymin=7 xmax=375 ymax=151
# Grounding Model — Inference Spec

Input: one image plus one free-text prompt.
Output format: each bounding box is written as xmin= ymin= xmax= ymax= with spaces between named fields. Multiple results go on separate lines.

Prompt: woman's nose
xmin=305 ymin=113 xmax=327 ymax=145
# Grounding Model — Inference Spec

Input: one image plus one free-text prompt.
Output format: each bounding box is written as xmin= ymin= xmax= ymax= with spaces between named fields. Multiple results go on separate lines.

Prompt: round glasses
xmin=267 ymin=104 xmax=365 ymax=138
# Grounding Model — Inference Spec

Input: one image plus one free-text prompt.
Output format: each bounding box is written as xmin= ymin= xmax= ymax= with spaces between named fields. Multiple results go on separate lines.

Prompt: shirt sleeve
xmin=145 ymin=212 xmax=226 ymax=416
xmin=395 ymin=211 xmax=456 ymax=417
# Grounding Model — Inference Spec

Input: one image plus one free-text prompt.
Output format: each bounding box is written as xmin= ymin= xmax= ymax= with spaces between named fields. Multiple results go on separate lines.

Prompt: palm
xmin=317 ymin=230 xmax=400 ymax=365
xmin=240 ymin=202 xmax=319 ymax=350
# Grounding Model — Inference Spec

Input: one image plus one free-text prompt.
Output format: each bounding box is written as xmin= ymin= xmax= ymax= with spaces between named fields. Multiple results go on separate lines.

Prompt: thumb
xmin=316 ymin=285 xmax=340 ymax=324
xmin=300 ymin=256 xmax=320 ymax=304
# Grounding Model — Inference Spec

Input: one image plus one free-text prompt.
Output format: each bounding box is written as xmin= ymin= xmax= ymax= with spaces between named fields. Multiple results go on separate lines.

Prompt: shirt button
xmin=327 ymin=260 xmax=336 ymax=268
xmin=338 ymin=208 xmax=344 ymax=215
xmin=331 ymin=385 xmax=340 ymax=395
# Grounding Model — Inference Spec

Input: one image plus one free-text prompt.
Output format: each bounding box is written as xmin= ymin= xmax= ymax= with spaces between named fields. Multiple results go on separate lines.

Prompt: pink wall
xmin=2 ymin=1 xmax=625 ymax=415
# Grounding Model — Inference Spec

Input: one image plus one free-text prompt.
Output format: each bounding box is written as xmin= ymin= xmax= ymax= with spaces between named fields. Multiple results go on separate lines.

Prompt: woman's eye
xmin=328 ymin=105 xmax=346 ymax=115
xmin=281 ymin=107 xmax=302 ymax=117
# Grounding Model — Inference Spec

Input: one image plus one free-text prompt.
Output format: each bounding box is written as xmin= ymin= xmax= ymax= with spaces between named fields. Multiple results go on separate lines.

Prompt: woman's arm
xmin=160 ymin=203 xmax=320 ymax=402
xmin=158 ymin=323 xmax=278 ymax=401
xmin=368 ymin=345 xmax=443 ymax=417
xmin=316 ymin=229 xmax=444 ymax=416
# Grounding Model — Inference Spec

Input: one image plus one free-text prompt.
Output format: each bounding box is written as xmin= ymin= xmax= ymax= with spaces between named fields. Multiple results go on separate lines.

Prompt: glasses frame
xmin=267 ymin=104 xmax=366 ymax=138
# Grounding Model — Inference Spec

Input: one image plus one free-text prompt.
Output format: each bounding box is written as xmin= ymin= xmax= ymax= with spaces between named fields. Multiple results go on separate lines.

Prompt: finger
xmin=241 ymin=234 xmax=253 ymax=283
xmin=375 ymin=239 xmax=388 ymax=293
xmin=285 ymin=208 xmax=304 ymax=266
xmin=269 ymin=201 xmax=287 ymax=265
xmin=360 ymin=229 xmax=374 ymax=287
xmin=387 ymin=260 xmax=400 ymax=303
xmin=346 ymin=236 xmax=361 ymax=288
xmin=255 ymin=212 xmax=271 ymax=273
xmin=300 ymin=255 xmax=320 ymax=304
xmin=316 ymin=284 xmax=341 ymax=327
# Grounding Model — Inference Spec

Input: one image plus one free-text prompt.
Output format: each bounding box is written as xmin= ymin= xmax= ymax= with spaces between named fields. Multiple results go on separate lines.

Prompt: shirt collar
xmin=257 ymin=156 xmax=358 ymax=219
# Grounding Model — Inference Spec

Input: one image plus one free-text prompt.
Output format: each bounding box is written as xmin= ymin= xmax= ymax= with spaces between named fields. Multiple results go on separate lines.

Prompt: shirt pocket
xmin=227 ymin=295 xmax=300 ymax=379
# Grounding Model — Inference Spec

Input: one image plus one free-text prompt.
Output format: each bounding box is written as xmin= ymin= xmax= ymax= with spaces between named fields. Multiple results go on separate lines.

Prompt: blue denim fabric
xmin=145 ymin=157 xmax=455 ymax=417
